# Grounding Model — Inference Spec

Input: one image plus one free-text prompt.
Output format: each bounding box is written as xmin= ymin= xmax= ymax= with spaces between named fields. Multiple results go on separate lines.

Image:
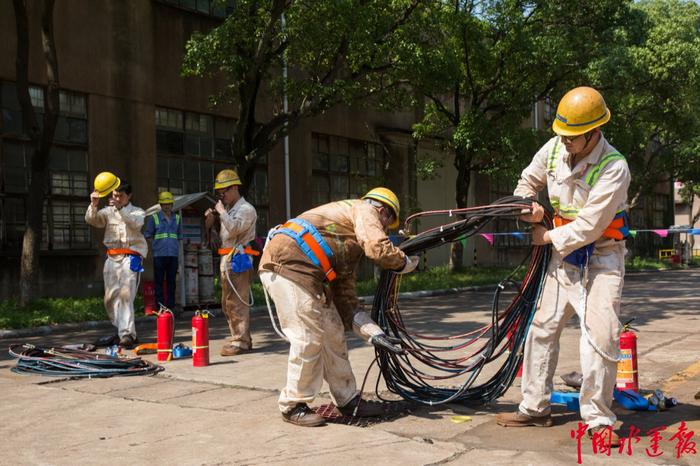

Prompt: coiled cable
xmin=9 ymin=344 xmax=164 ymax=378
xmin=370 ymin=196 xmax=552 ymax=406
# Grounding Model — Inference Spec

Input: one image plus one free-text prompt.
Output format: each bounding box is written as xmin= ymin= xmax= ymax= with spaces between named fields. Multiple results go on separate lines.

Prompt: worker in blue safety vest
xmin=144 ymin=191 xmax=182 ymax=311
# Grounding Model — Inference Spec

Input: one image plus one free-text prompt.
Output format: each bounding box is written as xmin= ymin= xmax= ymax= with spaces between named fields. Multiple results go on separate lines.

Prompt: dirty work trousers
xmin=220 ymin=261 xmax=252 ymax=350
xmin=103 ymin=255 xmax=138 ymax=339
xmin=519 ymin=252 xmax=624 ymax=429
xmin=154 ymin=256 xmax=178 ymax=310
xmin=259 ymin=271 xmax=358 ymax=413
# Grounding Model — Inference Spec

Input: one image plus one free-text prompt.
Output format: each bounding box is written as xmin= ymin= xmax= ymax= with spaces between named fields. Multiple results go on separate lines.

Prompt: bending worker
xmin=86 ymin=173 xmax=147 ymax=349
xmin=259 ymin=187 xmax=419 ymax=427
xmin=144 ymin=191 xmax=181 ymax=312
xmin=205 ymin=169 xmax=257 ymax=357
xmin=496 ymin=87 xmax=630 ymax=446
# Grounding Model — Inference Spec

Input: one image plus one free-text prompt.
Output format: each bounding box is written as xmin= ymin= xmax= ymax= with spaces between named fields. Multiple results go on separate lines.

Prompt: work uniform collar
xmin=227 ymin=196 xmax=246 ymax=213
xmin=113 ymin=202 xmax=132 ymax=212
xmin=562 ymin=133 xmax=606 ymax=178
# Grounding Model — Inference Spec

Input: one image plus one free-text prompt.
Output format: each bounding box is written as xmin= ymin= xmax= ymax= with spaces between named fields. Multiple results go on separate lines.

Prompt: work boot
xmin=560 ymin=371 xmax=583 ymax=389
xmin=496 ymin=410 xmax=553 ymax=427
xmin=119 ymin=335 xmax=138 ymax=349
xmin=220 ymin=344 xmax=251 ymax=357
xmin=587 ymin=425 xmax=621 ymax=447
xmin=281 ymin=403 xmax=326 ymax=427
xmin=370 ymin=334 xmax=405 ymax=355
xmin=337 ymin=395 xmax=387 ymax=417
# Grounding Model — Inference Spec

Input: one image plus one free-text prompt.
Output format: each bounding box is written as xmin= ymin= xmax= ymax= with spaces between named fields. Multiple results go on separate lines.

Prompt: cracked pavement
xmin=1 ymin=269 xmax=699 ymax=465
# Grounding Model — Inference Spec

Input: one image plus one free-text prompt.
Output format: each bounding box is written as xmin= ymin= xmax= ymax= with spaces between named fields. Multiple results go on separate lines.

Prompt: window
xmin=311 ymin=133 xmax=385 ymax=205
xmin=55 ymin=90 xmax=87 ymax=144
xmin=155 ymin=107 xmax=269 ymax=235
xmin=0 ymin=82 xmax=90 ymax=252
xmin=159 ymin=0 xmax=236 ymax=18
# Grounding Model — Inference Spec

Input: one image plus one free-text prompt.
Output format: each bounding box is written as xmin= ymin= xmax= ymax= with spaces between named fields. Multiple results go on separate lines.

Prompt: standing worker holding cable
xmin=205 ymin=169 xmax=257 ymax=357
xmin=86 ymin=173 xmax=147 ymax=349
xmin=496 ymin=87 xmax=631 ymax=446
xmin=258 ymin=187 xmax=419 ymax=427
xmin=144 ymin=191 xmax=181 ymax=312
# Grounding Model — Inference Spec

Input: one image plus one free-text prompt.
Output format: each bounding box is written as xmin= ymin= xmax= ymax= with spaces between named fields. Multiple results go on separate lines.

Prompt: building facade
xmin=0 ymin=0 xmax=424 ymax=299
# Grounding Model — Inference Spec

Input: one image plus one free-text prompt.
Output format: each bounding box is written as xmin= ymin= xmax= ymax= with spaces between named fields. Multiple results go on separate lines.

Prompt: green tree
xmin=182 ymin=0 xmax=424 ymax=191
xmin=405 ymin=0 xmax=632 ymax=270
xmin=587 ymin=0 xmax=700 ymax=218
xmin=12 ymin=0 xmax=60 ymax=305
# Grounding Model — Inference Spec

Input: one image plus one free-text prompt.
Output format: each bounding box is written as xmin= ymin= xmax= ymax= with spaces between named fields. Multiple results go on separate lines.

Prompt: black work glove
xmin=370 ymin=334 xmax=405 ymax=354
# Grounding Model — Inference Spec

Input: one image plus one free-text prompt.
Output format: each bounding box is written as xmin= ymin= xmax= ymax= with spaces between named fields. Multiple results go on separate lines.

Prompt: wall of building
xmin=0 ymin=0 xmax=425 ymax=298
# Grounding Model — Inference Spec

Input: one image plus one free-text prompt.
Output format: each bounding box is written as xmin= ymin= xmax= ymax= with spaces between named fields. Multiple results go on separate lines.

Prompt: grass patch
xmin=625 ymin=257 xmax=671 ymax=271
xmin=356 ymin=265 xmax=523 ymax=297
xmin=0 ymin=296 xmax=131 ymax=330
xmin=2 ymin=266 xmax=518 ymax=330
xmin=7 ymin=258 xmax=690 ymax=330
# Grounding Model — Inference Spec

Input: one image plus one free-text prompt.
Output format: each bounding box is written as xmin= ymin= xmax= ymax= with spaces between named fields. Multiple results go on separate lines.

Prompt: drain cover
xmin=311 ymin=402 xmax=409 ymax=427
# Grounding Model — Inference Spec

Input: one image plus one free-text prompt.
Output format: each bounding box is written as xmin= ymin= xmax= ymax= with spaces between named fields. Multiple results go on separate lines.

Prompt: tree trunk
xmin=16 ymin=0 xmax=59 ymax=305
xmin=449 ymin=147 xmax=471 ymax=272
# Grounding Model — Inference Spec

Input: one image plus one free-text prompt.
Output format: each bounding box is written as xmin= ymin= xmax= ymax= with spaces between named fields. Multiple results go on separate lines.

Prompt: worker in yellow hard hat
xmin=144 ymin=191 xmax=181 ymax=312
xmin=258 ymin=187 xmax=419 ymax=427
xmin=496 ymin=86 xmax=631 ymax=447
xmin=86 ymin=172 xmax=147 ymax=349
xmin=205 ymin=169 xmax=258 ymax=356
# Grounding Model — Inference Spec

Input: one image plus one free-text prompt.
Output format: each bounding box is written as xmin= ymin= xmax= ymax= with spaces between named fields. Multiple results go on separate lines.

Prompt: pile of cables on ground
xmin=370 ymin=196 xmax=552 ymax=406
xmin=9 ymin=344 xmax=164 ymax=378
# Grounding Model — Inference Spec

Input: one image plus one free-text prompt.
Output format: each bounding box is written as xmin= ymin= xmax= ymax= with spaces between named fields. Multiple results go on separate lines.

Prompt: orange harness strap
xmin=218 ymin=247 xmax=260 ymax=257
xmin=553 ymin=215 xmax=626 ymax=241
xmin=107 ymin=248 xmax=140 ymax=256
xmin=281 ymin=221 xmax=337 ymax=282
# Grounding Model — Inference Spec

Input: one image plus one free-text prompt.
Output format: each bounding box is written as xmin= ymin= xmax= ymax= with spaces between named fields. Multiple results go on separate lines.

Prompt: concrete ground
xmin=1 ymin=269 xmax=699 ymax=466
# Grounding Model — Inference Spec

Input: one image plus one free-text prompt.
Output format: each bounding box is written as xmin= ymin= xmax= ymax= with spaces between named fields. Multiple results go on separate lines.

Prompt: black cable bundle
xmin=9 ymin=344 xmax=164 ymax=378
xmin=370 ymin=196 xmax=552 ymax=406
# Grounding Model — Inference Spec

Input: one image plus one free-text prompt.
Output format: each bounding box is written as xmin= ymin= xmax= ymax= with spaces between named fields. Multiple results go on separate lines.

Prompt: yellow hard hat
xmin=362 ymin=187 xmax=400 ymax=229
xmin=94 ymin=171 xmax=121 ymax=198
xmin=158 ymin=191 xmax=174 ymax=204
xmin=552 ymin=86 xmax=611 ymax=137
xmin=214 ymin=169 xmax=242 ymax=190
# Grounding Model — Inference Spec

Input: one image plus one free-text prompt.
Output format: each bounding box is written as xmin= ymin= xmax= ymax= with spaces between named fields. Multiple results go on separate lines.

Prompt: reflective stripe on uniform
xmin=584 ymin=152 xmax=624 ymax=187
xmin=548 ymin=148 xmax=628 ymax=239
xmin=152 ymin=213 xmax=180 ymax=240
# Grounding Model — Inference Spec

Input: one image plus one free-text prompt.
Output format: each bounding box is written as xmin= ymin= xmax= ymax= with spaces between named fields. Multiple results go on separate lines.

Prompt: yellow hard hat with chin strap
xmin=362 ymin=187 xmax=400 ymax=229
xmin=158 ymin=191 xmax=174 ymax=204
xmin=94 ymin=172 xmax=121 ymax=198
xmin=214 ymin=169 xmax=242 ymax=190
xmin=552 ymin=86 xmax=611 ymax=137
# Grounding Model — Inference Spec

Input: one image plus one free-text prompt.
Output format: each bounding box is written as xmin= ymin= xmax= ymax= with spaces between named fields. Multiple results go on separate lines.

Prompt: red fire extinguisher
xmin=157 ymin=309 xmax=174 ymax=362
xmin=143 ymin=280 xmax=156 ymax=315
xmin=192 ymin=310 xmax=209 ymax=367
xmin=616 ymin=321 xmax=638 ymax=392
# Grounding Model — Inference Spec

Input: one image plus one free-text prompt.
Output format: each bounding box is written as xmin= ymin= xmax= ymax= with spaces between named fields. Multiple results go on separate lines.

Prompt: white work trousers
xmin=519 ymin=252 xmax=624 ymax=429
xmin=260 ymin=272 xmax=359 ymax=413
xmin=103 ymin=256 xmax=138 ymax=339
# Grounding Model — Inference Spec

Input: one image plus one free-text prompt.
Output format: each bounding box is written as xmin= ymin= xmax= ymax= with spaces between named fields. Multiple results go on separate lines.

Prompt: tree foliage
xmin=586 ymin=0 xmax=700 ymax=210
xmin=402 ymin=0 xmax=632 ymax=268
xmin=182 ymin=0 xmax=424 ymax=189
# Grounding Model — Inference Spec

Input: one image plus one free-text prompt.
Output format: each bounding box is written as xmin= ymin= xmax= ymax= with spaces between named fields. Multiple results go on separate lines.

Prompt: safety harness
xmin=151 ymin=212 xmax=181 ymax=240
xmin=269 ymin=218 xmax=337 ymax=282
xmin=547 ymin=141 xmax=630 ymax=244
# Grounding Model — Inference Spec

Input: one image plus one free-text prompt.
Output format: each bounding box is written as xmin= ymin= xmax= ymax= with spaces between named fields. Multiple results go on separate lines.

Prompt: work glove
xmin=370 ymin=334 xmax=405 ymax=355
xmin=396 ymin=255 xmax=419 ymax=274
